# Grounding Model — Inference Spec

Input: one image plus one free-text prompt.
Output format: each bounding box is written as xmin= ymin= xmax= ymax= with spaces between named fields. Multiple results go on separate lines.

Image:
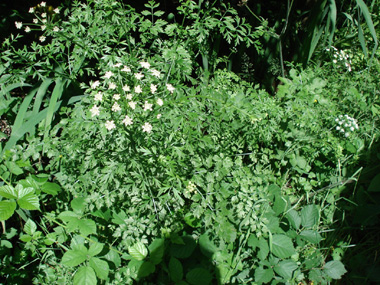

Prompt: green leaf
xmin=274 ymin=260 xmax=298 ymax=280
xmin=58 ymin=211 xmax=80 ymax=222
xmin=271 ymin=235 xmax=296 ymax=259
xmin=148 ymin=238 xmax=165 ymax=265
xmin=299 ymin=230 xmax=322 ymax=243
xmin=137 ymin=261 xmax=155 ymax=278
xmin=323 ymin=260 xmax=347 ymax=279
xmin=128 ymin=242 xmax=148 ymax=261
xmin=24 ymin=219 xmax=37 ymax=235
xmin=88 ymin=242 xmax=104 ymax=257
xmin=41 ymin=182 xmax=61 ymax=196
xmin=77 ymin=219 xmax=97 ymax=236
xmin=286 ymin=209 xmax=301 ymax=230
xmin=186 ymin=268 xmax=213 ymax=285
xmin=0 ymin=185 xmax=17 ymax=199
xmin=368 ymin=173 xmax=380 ymax=192
xmin=17 ymin=192 xmax=40 ymax=211
xmin=170 ymin=236 xmax=197 ymax=259
xmin=71 ymin=197 xmax=86 ymax=214
xmin=61 ymin=249 xmax=87 ymax=267
xmin=301 ymin=205 xmax=319 ymax=228
xmin=0 ymin=200 xmax=16 ymax=221
xmin=258 ymin=238 xmax=269 ymax=260
xmin=89 ymin=257 xmax=109 ymax=280
xmin=254 ymin=267 xmax=274 ymax=283
xmin=169 ymin=257 xmax=183 ymax=282
xmin=73 ymin=266 xmax=97 ymax=285
xmin=199 ymin=233 xmax=218 ymax=258
xmin=19 ymin=234 xmax=33 ymax=242
xmin=104 ymin=248 xmax=121 ymax=267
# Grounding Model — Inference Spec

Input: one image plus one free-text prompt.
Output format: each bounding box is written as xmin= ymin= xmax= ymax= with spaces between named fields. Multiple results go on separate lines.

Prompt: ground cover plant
xmin=0 ymin=0 xmax=379 ymax=284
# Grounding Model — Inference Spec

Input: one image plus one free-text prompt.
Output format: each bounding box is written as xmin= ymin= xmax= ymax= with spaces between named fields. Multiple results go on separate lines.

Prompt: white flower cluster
xmin=88 ymin=58 xmax=176 ymax=134
xmin=326 ymin=46 xmax=352 ymax=72
xmin=335 ymin=114 xmax=359 ymax=138
xmin=186 ymin=181 xmax=197 ymax=195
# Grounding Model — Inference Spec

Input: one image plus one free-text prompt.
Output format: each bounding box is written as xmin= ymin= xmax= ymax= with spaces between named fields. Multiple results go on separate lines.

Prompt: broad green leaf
xmin=19 ymin=234 xmax=33 ymax=242
xmin=104 ymin=249 xmax=121 ymax=267
xmin=199 ymin=233 xmax=218 ymax=258
xmin=254 ymin=267 xmax=274 ymax=284
xmin=77 ymin=219 xmax=97 ymax=236
xmin=0 ymin=185 xmax=17 ymax=199
xmin=148 ymin=238 xmax=165 ymax=265
xmin=89 ymin=257 xmax=109 ymax=280
xmin=186 ymin=268 xmax=212 ymax=285
xmin=137 ymin=261 xmax=155 ymax=278
xmin=71 ymin=197 xmax=86 ymax=214
xmin=17 ymin=193 xmax=40 ymax=211
xmin=271 ymin=235 xmax=296 ymax=259
xmin=73 ymin=266 xmax=97 ymax=285
xmin=301 ymin=205 xmax=319 ymax=228
xmin=169 ymin=257 xmax=183 ymax=282
xmin=0 ymin=200 xmax=16 ymax=221
xmin=61 ymin=249 xmax=87 ymax=267
xmin=128 ymin=242 xmax=148 ymax=261
xmin=368 ymin=173 xmax=380 ymax=192
xmin=170 ymin=236 xmax=197 ymax=259
xmin=88 ymin=242 xmax=104 ymax=257
xmin=5 ymin=161 xmax=23 ymax=175
xmin=16 ymin=185 xmax=34 ymax=199
xmin=286 ymin=209 xmax=301 ymax=230
xmin=24 ymin=219 xmax=37 ymax=235
xmin=41 ymin=182 xmax=61 ymax=196
xmin=274 ymin=260 xmax=298 ymax=280
xmin=323 ymin=260 xmax=347 ymax=279
xmin=58 ymin=211 xmax=80 ymax=222
xmin=258 ymin=238 xmax=269 ymax=260
xmin=299 ymin=230 xmax=322 ymax=243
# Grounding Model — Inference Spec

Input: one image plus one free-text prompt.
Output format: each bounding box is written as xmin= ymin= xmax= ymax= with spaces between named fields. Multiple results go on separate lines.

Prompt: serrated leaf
xmin=274 ymin=260 xmax=298 ymax=280
xmin=0 ymin=185 xmax=17 ymax=199
xmin=17 ymin=193 xmax=40 ymax=210
xmin=299 ymin=230 xmax=322 ymax=243
xmin=41 ymin=182 xmax=61 ymax=195
xmin=77 ymin=219 xmax=97 ymax=236
xmin=16 ymin=185 xmax=34 ymax=199
xmin=24 ymin=219 xmax=37 ymax=235
xmin=137 ymin=261 xmax=155 ymax=278
xmin=254 ymin=267 xmax=274 ymax=283
xmin=148 ymin=238 xmax=164 ymax=265
xmin=258 ymin=238 xmax=269 ymax=260
xmin=71 ymin=197 xmax=86 ymax=214
xmin=89 ymin=257 xmax=109 ymax=280
xmin=73 ymin=266 xmax=97 ymax=285
xmin=186 ymin=268 xmax=212 ymax=285
xmin=58 ymin=211 xmax=80 ymax=222
xmin=104 ymin=249 xmax=121 ymax=267
xmin=61 ymin=249 xmax=87 ymax=267
xmin=88 ymin=242 xmax=104 ymax=257
xmin=286 ymin=209 xmax=301 ymax=230
xmin=169 ymin=257 xmax=183 ymax=282
xmin=129 ymin=242 xmax=148 ymax=261
xmin=19 ymin=234 xmax=33 ymax=242
xmin=301 ymin=205 xmax=319 ymax=228
xmin=323 ymin=260 xmax=347 ymax=279
xmin=271 ymin=235 xmax=296 ymax=258
xmin=0 ymin=200 xmax=16 ymax=221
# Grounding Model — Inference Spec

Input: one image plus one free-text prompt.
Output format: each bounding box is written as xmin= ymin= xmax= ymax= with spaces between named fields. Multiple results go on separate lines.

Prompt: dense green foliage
xmin=0 ymin=0 xmax=379 ymax=284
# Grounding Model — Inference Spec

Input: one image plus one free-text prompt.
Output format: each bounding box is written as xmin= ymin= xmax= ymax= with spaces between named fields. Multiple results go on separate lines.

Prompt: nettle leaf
xmin=89 ymin=257 xmax=109 ymax=280
xmin=271 ymin=235 xmax=296 ymax=259
xmin=24 ymin=219 xmax=37 ymax=235
xmin=301 ymin=205 xmax=320 ymax=228
xmin=274 ymin=260 xmax=298 ymax=280
xmin=0 ymin=200 xmax=17 ymax=221
xmin=323 ymin=260 xmax=347 ymax=279
xmin=73 ymin=266 xmax=97 ymax=285
xmin=62 ymin=248 xmax=88 ymax=267
xmin=169 ymin=257 xmax=183 ymax=282
xmin=128 ymin=241 xmax=148 ymax=261
xmin=186 ymin=268 xmax=213 ymax=285
xmin=299 ymin=230 xmax=322 ymax=243
xmin=148 ymin=238 xmax=165 ymax=265
xmin=254 ymin=266 xmax=274 ymax=283
xmin=0 ymin=185 xmax=17 ymax=199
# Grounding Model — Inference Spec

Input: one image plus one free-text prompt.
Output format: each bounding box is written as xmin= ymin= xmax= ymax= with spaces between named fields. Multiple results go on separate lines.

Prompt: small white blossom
xmin=122 ymin=115 xmax=133 ymax=126
xmin=53 ymin=26 xmax=59 ymax=32
xmin=29 ymin=7 xmax=35 ymax=13
xmin=157 ymin=114 xmax=162 ymax=119
xmin=134 ymin=85 xmax=142 ymax=93
xmin=336 ymin=126 xmax=341 ymax=131
xmin=142 ymin=122 xmax=153 ymax=133
xmin=39 ymin=36 xmax=46 ymax=42
xmin=345 ymin=132 xmax=350 ymax=137
xmin=90 ymin=105 xmax=100 ymax=117
xmin=104 ymin=71 xmax=114 ymax=79
xmin=128 ymin=101 xmax=136 ymax=110
xmin=134 ymin=73 xmax=144 ymax=80
xmin=42 ymin=19 xmax=47 ymax=23
xmin=166 ymin=83 xmax=175 ymax=93
xmin=113 ymin=63 xmax=122 ymax=67
xmin=157 ymin=98 xmax=163 ymax=106
xmin=150 ymin=84 xmax=157 ymax=94
xmin=108 ymin=82 xmax=116 ymax=90
xmin=25 ymin=26 xmax=31 ymax=33
xmin=112 ymin=102 xmax=121 ymax=112
xmin=123 ymin=85 xmax=130 ymax=92
xmin=41 ymin=25 xmax=46 ymax=31
xmin=105 ymin=120 xmax=116 ymax=131
xmin=40 ymin=2 xmax=46 ymax=7
xmin=33 ymin=19 xmax=38 ymax=24
xmin=91 ymin=81 xmax=100 ymax=89
xmin=15 ymin=22 xmax=23 ymax=29
xmin=113 ymin=94 xmax=121 ymax=100
xmin=151 ymin=69 xmax=160 ymax=78
xmin=54 ymin=8 xmax=60 ymax=14
xmin=94 ymin=92 xmax=103 ymax=101
xmin=143 ymin=101 xmax=153 ymax=111
xmin=140 ymin=61 xmax=150 ymax=69
xmin=126 ymin=94 xmax=133 ymax=100
xmin=41 ymin=13 xmax=47 ymax=18
xmin=121 ymin=66 xmax=131 ymax=72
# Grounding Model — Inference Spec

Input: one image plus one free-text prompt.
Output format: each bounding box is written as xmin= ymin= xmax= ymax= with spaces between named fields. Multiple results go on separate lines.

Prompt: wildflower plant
xmin=335 ymin=114 xmax=359 ymax=138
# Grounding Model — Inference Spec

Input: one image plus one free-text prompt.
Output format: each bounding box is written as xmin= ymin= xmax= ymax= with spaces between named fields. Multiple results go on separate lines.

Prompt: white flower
xmin=94 ymin=92 xmax=103 ymax=101
xmin=53 ymin=26 xmax=59 ymax=32
xmin=113 ymin=94 xmax=121 ymax=100
xmin=157 ymin=98 xmax=163 ymax=106
xmin=33 ymin=19 xmax=38 ymax=24
xmin=126 ymin=94 xmax=133 ymax=100
xmin=29 ymin=7 xmax=35 ymax=13
xmin=166 ymin=83 xmax=175 ymax=93
xmin=108 ymin=82 xmax=116 ymax=90
xmin=122 ymin=85 xmax=130 ymax=92
xmin=134 ymin=85 xmax=142 ymax=93
xmin=39 ymin=36 xmax=46 ymax=42
xmin=134 ymin=73 xmax=144 ymax=80
xmin=333 ymin=59 xmax=337 ymax=64
xmin=122 ymin=115 xmax=133 ymax=126
xmin=91 ymin=81 xmax=100 ymax=89
xmin=142 ymin=122 xmax=152 ymax=133
xmin=121 ymin=66 xmax=131 ymax=72
xmin=128 ymin=101 xmax=136 ymax=110
xmin=140 ymin=61 xmax=150 ymax=69
xmin=112 ymin=102 xmax=121 ymax=112
xmin=90 ymin=105 xmax=100 ymax=117
xmin=25 ymin=26 xmax=31 ymax=33
xmin=113 ymin=63 xmax=122 ymax=67
xmin=143 ymin=101 xmax=153 ymax=111
xmin=104 ymin=71 xmax=114 ymax=79
xmin=105 ymin=120 xmax=116 ymax=131
xmin=336 ymin=126 xmax=341 ymax=131
xmin=41 ymin=25 xmax=46 ymax=31
xmin=42 ymin=19 xmax=47 ymax=23
xmin=150 ymin=84 xmax=157 ymax=94
xmin=40 ymin=2 xmax=46 ymax=7
xmin=345 ymin=132 xmax=350 ymax=138
xmin=151 ymin=69 xmax=160 ymax=78
xmin=54 ymin=8 xmax=60 ymax=14
xmin=350 ymin=127 xmax=355 ymax=132
xmin=15 ymin=22 xmax=23 ymax=29
xmin=157 ymin=114 xmax=162 ymax=119
xmin=41 ymin=13 xmax=47 ymax=18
